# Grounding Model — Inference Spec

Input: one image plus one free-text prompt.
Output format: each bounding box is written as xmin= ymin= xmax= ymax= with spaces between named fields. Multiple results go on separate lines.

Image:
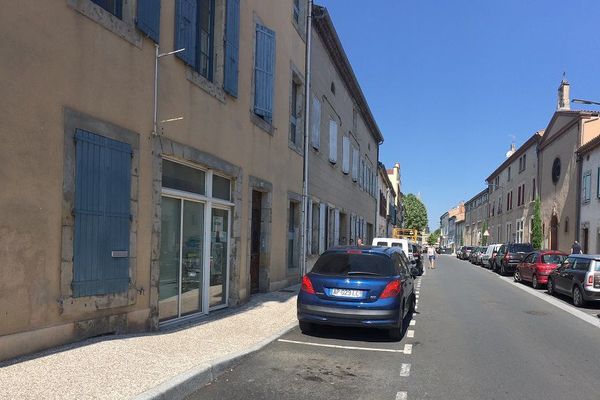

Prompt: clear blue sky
xmin=317 ymin=0 xmax=600 ymax=230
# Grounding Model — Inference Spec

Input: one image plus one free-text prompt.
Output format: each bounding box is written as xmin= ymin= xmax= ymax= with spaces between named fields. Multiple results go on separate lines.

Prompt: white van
xmin=372 ymin=237 xmax=416 ymax=266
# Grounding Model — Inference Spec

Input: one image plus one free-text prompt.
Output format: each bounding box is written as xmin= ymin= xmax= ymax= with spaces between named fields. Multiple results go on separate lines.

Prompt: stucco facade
xmin=377 ymin=163 xmax=396 ymax=238
xmin=305 ymin=5 xmax=382 ymax=268
xmin=0 ymin=0 xmax=306 ymax=360
xmin=486 ymin=132 xmax=542 ymax=245
xmin=577 ymin=135 xmax=600 ymax=254
xmin=464 ymin=190 xmax=488 ymax=246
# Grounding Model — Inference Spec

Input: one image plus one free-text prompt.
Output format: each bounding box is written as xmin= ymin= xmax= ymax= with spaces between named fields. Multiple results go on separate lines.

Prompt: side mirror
xmin=410 ymin=266 xmax=419 ymax=277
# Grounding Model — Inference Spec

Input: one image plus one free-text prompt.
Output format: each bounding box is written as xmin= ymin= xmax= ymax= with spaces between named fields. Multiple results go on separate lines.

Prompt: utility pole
xmin=300 ymin=0 xmax=313 ymax=277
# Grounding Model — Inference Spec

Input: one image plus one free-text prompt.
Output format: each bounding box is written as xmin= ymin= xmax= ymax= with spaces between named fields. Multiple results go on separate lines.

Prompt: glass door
xmin=159 ymin=197 xmax=181 ymax=321
xmin=209 ymin=207 xmax=229 ymax=308
xmin=180 ymin=200 xmax=204 ymax=316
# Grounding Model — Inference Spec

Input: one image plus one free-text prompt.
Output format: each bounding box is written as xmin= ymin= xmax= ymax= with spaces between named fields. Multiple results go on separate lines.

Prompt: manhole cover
xmin=524 ymin=310 xmax=549 ymax=316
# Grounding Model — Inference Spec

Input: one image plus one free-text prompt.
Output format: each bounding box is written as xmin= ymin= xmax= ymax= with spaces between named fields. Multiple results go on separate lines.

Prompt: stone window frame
xmin=60 ymin=108 xmax=140 ymax=316
xmin=67 ymin=0 xmax=143 ymax=48
xmin=288 ymin=62 xmax=305 ymax=155
xmin=249 ymin=14 xmax=276 ymax=135
xmin=184 ymin=0 xmax=227 ymax=103
xmin=150 ymin=135 xmax=243 ymax=327
xmin=286 ymin=192 xmax=303 ymax=274
xmin=246 ymin=176 xmax=274 ymax=294
xmin=291 ymin=0 xmax=307 ymax=42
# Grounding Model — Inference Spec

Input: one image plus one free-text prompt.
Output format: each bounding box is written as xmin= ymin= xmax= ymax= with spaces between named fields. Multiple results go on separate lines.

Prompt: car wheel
xmin=547 ymin=278 xmax=555 ymax=295
xmin=389 ymin=302 xmax=405 ymax=341
xmin=573 ymin=286 xmax=585 ymax=307
xmin=532 ymin=275 xmax=540 ymax=290
xmin=514 ymin=270 xmax=521 ymax=282
xmin=299 ymin=321 xmax=313 ymax=334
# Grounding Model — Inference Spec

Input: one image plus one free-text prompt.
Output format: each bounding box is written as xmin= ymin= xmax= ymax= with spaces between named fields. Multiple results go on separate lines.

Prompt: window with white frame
xmin=351 ymin=147 xmax=358 ymax=181
xmin=516 ymin=219 xmax=524 ymax=243
xmin=311 ymin=95 xmax=321 ymax=149
xmin=328 ymin=119 xmax=338 ymax=163
xmin=342 ymin=136 xmax=350 ymax=174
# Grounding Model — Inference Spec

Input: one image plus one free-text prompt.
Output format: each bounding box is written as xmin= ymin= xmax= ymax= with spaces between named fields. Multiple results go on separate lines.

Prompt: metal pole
xmin=153 ymin=43 xmax=159 ymax=136
xmin=300 ymin=0 xmax=313 ymax=277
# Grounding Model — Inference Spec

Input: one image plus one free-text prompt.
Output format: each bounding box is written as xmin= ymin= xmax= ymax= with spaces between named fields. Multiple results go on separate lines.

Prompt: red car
xmin=514 ymin=250 xmax=568 ymax=289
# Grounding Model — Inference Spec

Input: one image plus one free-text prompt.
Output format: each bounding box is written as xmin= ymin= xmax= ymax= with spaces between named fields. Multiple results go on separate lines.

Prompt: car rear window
xmin=391 ymin=243 xmax=404 ymax=249
xmin=512 ymin=244 xmax=533 ymax=253
xmin=375 ymin=241 xmax=388 ymax=246
xmin=542 ymin=254 xmax=566 ymax=264
xmin=312 ymin=253 xmax=396 ymax=276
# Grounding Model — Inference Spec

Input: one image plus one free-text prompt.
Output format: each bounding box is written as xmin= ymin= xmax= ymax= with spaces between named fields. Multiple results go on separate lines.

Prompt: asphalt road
xmin=187 ymin=255 xmax=600 ymax=400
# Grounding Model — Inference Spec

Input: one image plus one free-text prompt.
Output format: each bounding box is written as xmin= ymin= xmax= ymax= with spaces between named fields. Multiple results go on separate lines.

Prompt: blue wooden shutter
xmin=175 ymin=0 xmax=197 ymax=66
xmin=73 ymin=130 xmax=132 ymax=297
xmin=136 ymin=0 xmax=161 ymax=43
xmin=224 ymin=0 xmax=240 ymax=96
xmin=254 ymin=24 xmax=276 ymax=122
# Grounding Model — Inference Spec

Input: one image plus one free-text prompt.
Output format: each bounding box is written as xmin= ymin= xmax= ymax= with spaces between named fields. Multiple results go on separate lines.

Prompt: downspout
xmin=575 ymin=120 xmax=583 ymax=243
xmin=300 ymin=0 xmax=313 ymax=277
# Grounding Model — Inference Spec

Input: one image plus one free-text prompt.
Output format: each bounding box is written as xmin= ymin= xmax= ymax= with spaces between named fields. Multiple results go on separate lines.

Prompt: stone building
xmin=538 ymin=80 xmax=600 ymax=252
xmin=0 ymin=0 xmax=308 ymax=360
xmin=464 ymin=189 xmax=489 ymax=246
xmin=387 ymin=163 xmax=403 ymax=226
xmin=305 ymin=4 xmax=382 ymax=269
xmin=377 ymin=162 xmax=397 ymax=238
xmin=577 ymin=135 xmax=600 ymax=254
xmin=486 ymin=131 xmax=543 ymax=244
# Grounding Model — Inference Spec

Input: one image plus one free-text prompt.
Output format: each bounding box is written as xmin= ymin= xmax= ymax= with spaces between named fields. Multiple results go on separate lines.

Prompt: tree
xmin=428 ymin=229 xmax=440 ymax=246
xmin=532 ymin=198 xmax=543 ymax=250
xmin=403 ymin=194 xmax=428 ymax=233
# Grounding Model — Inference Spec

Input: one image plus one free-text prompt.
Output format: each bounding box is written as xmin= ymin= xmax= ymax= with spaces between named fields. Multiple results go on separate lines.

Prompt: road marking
xmin=399 ymin=363 xmax=411 ymax=377
xmin=409 ymin=319 xmax=416 ymax=326
xmin=403 ymin=343 xmax=413 ymax=354
xmin=416 ymin=294 xmax=419 ymax=299
xmin=407 ymin=330 xmax=414 ymax=338
xmin=396 ymin=391 xmax=408 ymax=400
xmin=494 ymin=275 xmax=600 ymax=330
xmin=277 ymin=339 xmax=406 ymax=353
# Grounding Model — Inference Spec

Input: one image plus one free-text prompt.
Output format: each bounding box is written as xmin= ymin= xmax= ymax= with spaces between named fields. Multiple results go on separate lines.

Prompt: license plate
xmin=331 ymin=288 xmax=363 ymax=298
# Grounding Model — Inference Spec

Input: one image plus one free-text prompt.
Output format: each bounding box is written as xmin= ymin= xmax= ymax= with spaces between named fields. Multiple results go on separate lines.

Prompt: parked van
xmin=372 ymin=238 xmax=416 ymax=266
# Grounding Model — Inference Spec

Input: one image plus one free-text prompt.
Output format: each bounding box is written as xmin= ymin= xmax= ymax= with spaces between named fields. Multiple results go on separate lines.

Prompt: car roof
xmin=567 ymin=254 xmax=600 ymax=261
xmin=326 ymin=245 xmax=398 ymax=256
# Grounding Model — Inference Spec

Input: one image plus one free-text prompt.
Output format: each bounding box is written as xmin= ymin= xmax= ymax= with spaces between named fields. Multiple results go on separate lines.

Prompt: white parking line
xmin=403 ymin=343 xmax=413 ymax=354
xmin=407 ymin=330 xmax=414 ymax=338
xmin=277 ymin=339 xmax=406 ymax=353
xmin=399 ymin=363 xmax=411 ymax=377
xmin=495 ymin=275 xmax=600 ymax=329
xmin=409 ymin=320 xmax=416 ymax=326
xmin=396 ymin=391 xmax=408 ymax=400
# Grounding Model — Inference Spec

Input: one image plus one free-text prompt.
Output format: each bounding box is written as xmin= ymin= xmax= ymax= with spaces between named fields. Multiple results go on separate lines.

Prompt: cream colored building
xmin=387 ymin=163 xmax=402 ymax=225
xmin=486 ymin=131 xmax=542 ymax=245
xmin=538 ymin=80 xmax=600 ymax=253
xmin=377 ymin=163 xmax=397 ymax=238
xmin=577 ymin=135 xmax=600 ymax=254
xmin=464 ymin=190 xmax=488 ymax=246
xmin=305 ymin=5 xmax=382 ymax=269
xmin=0 ymin=0 xmax=307 ymax=360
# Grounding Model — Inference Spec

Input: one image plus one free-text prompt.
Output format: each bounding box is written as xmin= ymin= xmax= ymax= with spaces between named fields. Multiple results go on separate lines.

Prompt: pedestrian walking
xmin=571 ymin=241 xmax=582 ymax=254
xmin=427 ymin=245 xmax=436 ymax=269
xmin=357 ymin=238 xmax=363 ymax=246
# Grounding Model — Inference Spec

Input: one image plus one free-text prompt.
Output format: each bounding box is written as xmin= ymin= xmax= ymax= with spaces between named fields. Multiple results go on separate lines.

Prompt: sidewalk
xmin=0 ymin=287 xmax=299 ymax=400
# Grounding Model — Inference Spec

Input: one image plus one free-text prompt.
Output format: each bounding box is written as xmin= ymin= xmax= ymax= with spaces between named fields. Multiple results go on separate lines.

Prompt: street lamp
xmin=573 ymin=98 xmax=600 ymax=106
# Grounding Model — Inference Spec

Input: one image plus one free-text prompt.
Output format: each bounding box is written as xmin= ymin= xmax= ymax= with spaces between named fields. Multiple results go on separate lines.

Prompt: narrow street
xmin=188 ymin=255 xmax=600 ymax=400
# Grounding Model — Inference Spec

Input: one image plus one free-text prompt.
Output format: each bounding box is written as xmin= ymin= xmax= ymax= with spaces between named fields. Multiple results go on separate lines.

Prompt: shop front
xmin=159 ymin=158 xmax=233 ymax=322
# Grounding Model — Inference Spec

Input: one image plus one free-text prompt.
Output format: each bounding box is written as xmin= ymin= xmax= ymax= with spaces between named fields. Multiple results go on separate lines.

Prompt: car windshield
xmin=311 ymin=253 xmax=395 ymax=276
xmin=542 ymin=254 xmax=566 ymax=264
xmin=375 ymin=241 xmax=388 ymax=246
xmin=512 ymin=244 xmax=533 ymax=253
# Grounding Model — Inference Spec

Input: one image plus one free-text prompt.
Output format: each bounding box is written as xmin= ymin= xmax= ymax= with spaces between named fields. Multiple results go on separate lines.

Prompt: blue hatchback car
xmin=297 ymin=246 xmax=418 ymax=340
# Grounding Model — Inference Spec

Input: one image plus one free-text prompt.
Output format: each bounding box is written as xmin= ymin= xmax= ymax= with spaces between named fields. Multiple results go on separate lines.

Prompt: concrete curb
xmin=132 ymin=322 xmax=298 ymax=400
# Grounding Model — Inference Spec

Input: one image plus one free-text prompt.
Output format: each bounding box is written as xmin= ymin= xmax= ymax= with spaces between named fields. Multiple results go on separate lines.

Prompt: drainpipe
xmin=300 ymin=0 xmax=313 ymax=277
xmin=575 ymin=121 xmax=583 ymax=243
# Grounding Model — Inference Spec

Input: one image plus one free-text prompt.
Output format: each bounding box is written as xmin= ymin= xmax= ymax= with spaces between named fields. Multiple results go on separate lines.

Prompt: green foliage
xmin=481 ymin=221 xmax=488 ymax=246
xmin=532 ymin=198 xmax=543 ymax=250
xmin=403 ymin=194 xmax=428 ymax=233
xmin=428 ymin=229 xmax=441 ymax=246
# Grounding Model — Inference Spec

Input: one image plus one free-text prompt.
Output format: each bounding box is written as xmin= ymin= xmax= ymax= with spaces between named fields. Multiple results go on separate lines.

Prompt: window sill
xmin=59 ymin=288 xmax=137 ymax=316
xmin=250 ymin=113 xmax=275 ymax=135
xmin=186 ymin=68 xmax=226 ymax=103
xmin=288 ymin=141 xmax=304 ymax=156
xmin=67 ymin=0 xmax=142 ymax=48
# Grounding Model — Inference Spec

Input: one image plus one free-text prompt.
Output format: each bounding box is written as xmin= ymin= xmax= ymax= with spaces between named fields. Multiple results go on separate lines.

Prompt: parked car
xmin=460 ymin=246 xmax=475 ymax=260
xmin=372 ymin=237 xmax=417 ymax=268
xmin=514 ymin=250 xmax=567 ymax=289
xmin=482 ymin=244 xmax=502 ymax=269
xmin=297 ymin=246 xmax=418 ymax=339
xmin=470 ymin=247 xmax=484 ymax=264
xmin=476 ymin=247 xmax=486 ymax=265
xmin=547 ymin=254 xmax=600 ymax=307
xmin=456 ymin=246 xmax=465 ymax=259
xmin=495 ymin=243 xmax=534 ymax=275
xmin=411 ymin=243 xmax=423 ymax=271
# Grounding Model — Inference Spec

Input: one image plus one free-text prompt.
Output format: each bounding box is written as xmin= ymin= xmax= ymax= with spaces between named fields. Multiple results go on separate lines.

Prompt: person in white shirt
xmin=427 ymin=246 xmax=436 ymax=269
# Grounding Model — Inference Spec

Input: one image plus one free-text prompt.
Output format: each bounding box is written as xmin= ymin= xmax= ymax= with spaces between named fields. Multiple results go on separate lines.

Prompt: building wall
xmin=579 ymin=146 xmax=600 ymax=254
xmin=0 ymin=0 xmax=305 ymax=361
xmin=464 ymin=191 xmax=488 ymax=246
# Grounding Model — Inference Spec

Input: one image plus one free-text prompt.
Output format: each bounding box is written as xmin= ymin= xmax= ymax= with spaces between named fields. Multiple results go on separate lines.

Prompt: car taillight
xmin=301 ymin=275 xmax=315 ymax=294
xmin=380 ymin=280 xmax=401 ymax=299
xmin=585 ymin=273 xmax=594 ymax=288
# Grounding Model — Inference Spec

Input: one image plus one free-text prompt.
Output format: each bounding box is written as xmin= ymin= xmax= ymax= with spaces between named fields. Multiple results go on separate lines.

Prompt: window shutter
xmin=334 ymin=209 xmax=340 ymax=245
xmin=328 ymin=119 xmax=338 ymax=163
xmin=351 ymin=147 xmax=358 ymax=181
xmin=136 ymin=0 xmax=160 ymax=43
xmin=73 ymin=130 xmax=131 ymax=297
xmin=224 ymin=0 xmax=240 ymax=96
xmin=254 ymin=24 xmax=276 ymax=122
xmin=306 ymin=199 xmax=312 ymax=255
xmin=342 ymin=136 xmax=350 ymax=174
xmin=319 ymin=203 xmax=326 ymax=254
xmin=311 ymin=95 xmax=321 ymax=149
xmin=175 ymin=0 xmax=197 ymax=66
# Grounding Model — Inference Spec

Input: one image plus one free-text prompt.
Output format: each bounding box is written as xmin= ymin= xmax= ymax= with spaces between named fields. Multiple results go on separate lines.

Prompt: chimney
xmin=557 ymin=78 xmax=570 ymax=111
